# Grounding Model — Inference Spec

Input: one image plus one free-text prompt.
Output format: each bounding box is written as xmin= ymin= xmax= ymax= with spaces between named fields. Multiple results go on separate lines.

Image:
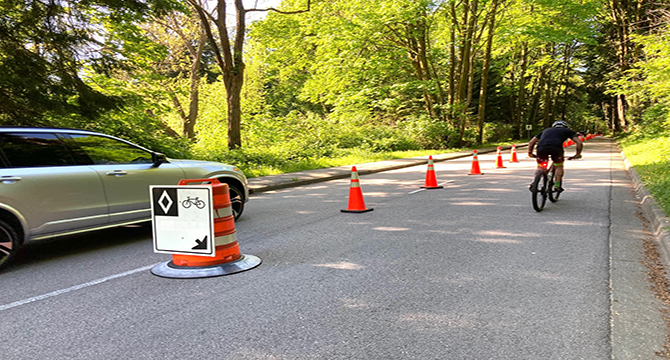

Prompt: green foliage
xmin=59 ymin=73 xmax=191 ymax=158
xmin=0 ymin=0 xmax=181 ymax=125
xmin=193 ymin=109 xmax=428 ymax=176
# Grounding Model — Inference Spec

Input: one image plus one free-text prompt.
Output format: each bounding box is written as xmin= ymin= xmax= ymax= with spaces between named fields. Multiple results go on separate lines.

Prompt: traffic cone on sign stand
xmin=469 ymin=150 xmax=483 ymax=175
xmin=421 ymin=156 xmax=444 ymax=189
xmin=495 ymin=147 xmax=506 ymax=168
xmin=341 ymin=167 xmax=373 ymax=213
xmin=151 ymin=178 xmax=261 ymax=279
xmin=510 ymin=145 xmax=519 ymax=163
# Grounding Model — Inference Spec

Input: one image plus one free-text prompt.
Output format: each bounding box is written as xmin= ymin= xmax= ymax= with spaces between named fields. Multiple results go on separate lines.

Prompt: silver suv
xmin=0 ymin=127 xmax=249 ymax=269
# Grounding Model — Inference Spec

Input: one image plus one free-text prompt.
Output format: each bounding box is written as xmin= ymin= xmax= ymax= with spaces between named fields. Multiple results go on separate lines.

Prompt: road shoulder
xmin=611 ymin=139 xmax=668 ymax=358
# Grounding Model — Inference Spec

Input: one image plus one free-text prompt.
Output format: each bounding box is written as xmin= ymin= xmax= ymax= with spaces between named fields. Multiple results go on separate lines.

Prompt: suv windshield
xmin=67 ymin=134 xmax=153 ymax=165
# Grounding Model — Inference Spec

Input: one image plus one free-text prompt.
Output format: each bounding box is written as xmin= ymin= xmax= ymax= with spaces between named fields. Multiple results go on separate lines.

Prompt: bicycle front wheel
xmin=531 ymin=172 xmax=548 ymax=212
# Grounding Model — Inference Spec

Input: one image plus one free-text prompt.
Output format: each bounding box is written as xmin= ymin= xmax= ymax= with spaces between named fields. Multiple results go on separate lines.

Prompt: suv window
xmin=67 ymin=134 xmax=153 ymax=165
xmin=0 ymin=132 xmax=77 ymax=167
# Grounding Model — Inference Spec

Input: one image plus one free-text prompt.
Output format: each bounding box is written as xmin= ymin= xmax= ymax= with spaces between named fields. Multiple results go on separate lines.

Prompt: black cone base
xmin=151 ymin=254 xmax=261 ymax=279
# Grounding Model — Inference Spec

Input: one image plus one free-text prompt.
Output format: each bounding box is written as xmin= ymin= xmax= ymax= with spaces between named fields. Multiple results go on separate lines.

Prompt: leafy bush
xmin=484 ymin=123 xmax=515 ymax=144
xmin=398 ymin=116 xmax=453 ymax=149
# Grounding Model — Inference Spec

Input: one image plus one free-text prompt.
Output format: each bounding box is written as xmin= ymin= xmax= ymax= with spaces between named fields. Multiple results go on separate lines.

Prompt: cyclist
xmin=527 ymin=120 xmax=583 ymax=192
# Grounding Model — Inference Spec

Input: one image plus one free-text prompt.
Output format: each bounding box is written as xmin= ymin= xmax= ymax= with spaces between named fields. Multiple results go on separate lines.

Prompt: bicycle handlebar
xmin=527 ymin=153 xmax=581 ymax=160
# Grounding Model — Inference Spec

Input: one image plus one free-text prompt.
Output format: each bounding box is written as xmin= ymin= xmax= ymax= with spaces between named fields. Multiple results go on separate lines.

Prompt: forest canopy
xmin=0 ymin=0 xmax=668 ymax=162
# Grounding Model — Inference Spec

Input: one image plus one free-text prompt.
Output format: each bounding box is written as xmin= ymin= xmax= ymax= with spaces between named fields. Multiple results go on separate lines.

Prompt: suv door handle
xmin=1 ymin=176 xmax=22 ymax=183
xmin=106 ymin=170 xmax=128 ymax=177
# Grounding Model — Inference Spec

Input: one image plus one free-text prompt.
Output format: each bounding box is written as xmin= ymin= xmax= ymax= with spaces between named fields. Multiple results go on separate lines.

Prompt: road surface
xmin=0 ymin=137 xmax=665 ymax=359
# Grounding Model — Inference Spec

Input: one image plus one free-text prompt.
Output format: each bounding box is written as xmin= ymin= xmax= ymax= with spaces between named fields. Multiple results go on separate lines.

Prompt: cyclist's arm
xmin=571 ymin=136 xmax=583 ymax=156
xmin=527 ymin=137 xmax=539 ymax=156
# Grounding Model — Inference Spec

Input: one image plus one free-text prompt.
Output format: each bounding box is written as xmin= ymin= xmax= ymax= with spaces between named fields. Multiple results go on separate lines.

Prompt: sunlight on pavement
xmin=476 ymin=230 xmax=542 ymax=237
xmin=473 ymin=238 xmax=523 ymax=244
xmin=313 ymin=261 xmax=364 ymax=270
xmin=373 ymin=227 xmax=410 ymax=232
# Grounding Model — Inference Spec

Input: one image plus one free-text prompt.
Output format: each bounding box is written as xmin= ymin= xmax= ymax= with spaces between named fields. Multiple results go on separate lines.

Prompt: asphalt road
xmin=0 ymin=137 xmax=665 ymax=359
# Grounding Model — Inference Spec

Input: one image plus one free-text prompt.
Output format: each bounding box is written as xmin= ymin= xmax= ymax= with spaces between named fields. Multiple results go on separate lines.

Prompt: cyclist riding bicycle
xmin=527 ymin=120 xmax=583 ymax=192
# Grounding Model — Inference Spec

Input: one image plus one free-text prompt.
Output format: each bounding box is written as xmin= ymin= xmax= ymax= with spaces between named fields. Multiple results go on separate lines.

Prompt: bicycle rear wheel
xmin=548 ymin=169 xmax=561 ymax=202
xmin=531 ymin=172 xmax=548 ymax=212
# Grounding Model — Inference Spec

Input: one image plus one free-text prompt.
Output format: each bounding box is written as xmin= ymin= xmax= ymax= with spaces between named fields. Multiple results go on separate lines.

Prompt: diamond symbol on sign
xmin=158 ymin=190 xmax=174 ymax=214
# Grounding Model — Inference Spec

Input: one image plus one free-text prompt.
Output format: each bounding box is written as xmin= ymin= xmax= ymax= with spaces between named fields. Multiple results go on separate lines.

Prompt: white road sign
xmin=526 ymin=124 xmax=533 ymax=130
xmin=150 ymin=185 xmax=215 ymax=257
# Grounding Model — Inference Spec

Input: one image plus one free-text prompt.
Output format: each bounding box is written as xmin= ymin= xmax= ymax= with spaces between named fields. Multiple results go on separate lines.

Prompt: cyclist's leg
xmin=550 ymin=149 xmax=565 ymax=189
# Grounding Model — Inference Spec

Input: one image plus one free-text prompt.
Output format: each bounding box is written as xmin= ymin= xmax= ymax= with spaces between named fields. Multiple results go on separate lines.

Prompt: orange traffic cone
xmin=495 ymin=146 xmax=506 ymax=168
xmin=341 ymin=166 xmax=373 ymax=213
xmin=421 ymin=156 xmax=444 ymax=189
xmin=510 ymin=145 xmax=519 ymax=163
xmin=469 ymin=150 xmax=483 ymax=175
xmin=151 ymin=179 xmax=261 ymax=279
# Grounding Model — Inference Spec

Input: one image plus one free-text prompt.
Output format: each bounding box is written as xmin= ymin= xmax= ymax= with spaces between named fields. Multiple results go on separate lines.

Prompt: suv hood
xmin=168 ymin=158 xmax=238 ymax=172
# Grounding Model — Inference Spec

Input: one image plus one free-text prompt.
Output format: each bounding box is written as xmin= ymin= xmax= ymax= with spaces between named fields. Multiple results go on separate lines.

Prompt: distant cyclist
xmin=527 ymin=120 xmax=583 ymax=192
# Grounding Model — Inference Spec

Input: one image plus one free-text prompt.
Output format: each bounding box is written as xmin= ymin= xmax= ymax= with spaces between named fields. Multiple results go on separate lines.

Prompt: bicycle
xmin=181 ymin=196 xmax=206 ymax=209
xmin=528 ymin=154 xmax=581 ymax=212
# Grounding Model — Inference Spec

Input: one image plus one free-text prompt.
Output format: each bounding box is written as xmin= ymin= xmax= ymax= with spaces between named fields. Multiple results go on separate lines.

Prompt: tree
xmin=0 ymin=0 xmax=175 ymax=125
xmin=186 ymin=0 xmax=311 ymax=150
xmin=145 ymin=12 xmax=210 ymax=139
xmin=476 ymin=0 xmax=504 ymax=144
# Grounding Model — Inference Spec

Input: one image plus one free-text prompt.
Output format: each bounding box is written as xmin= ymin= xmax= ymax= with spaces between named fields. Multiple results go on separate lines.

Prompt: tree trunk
xmin=184 ymin=30 xmax=206 ymax=140
xmin=189 ymin=0 xmax=310 ymax=150
xmin=409 ymin=19 xmax=438 ymax=120
xmin=456 ymin=0 xmax=478 ymax=146
xmin=448 ymin=2 xmax=458 ymax=107
xmin=558 ymin=43 xmax=573 ymax=122
xmin=514 ymin=43 xmax=528 ymax=140
xmin=527 ymin=66 xmax=545 ymax=128
xmin=225 ymin=74 xmax=244 ymax=149
xmin=476 ymin=0 xmax=500 ymax=145
xmin=457 ymin=0 xmax=477 ymax=104
xmin=541 ymin=75 xmax=553 ymax=128
xmin=615 ymin=94 xmax=628 ymax=132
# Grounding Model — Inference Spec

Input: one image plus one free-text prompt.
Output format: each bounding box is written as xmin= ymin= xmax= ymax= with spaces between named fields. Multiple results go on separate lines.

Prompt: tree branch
xmin=245 ymin=0 xmax=311 ymax=14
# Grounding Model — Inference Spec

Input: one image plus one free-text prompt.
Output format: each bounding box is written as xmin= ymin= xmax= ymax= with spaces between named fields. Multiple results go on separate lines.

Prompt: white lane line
xmin=408 ymin=180 xmax=455 ymax=194
xmin=0 ymin=263 xmax=159 ymax=312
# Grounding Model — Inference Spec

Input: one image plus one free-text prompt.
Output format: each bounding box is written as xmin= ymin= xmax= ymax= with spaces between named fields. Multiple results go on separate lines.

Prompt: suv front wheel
xmin=0 ymin=219 xmax=20 ymax=270
xmin=228 ymin=184 xmax=245 ymax=220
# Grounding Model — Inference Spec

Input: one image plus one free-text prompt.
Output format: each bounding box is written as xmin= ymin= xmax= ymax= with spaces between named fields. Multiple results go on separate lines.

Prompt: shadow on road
xmin=8 ymin=223 xmax=151 ymax=270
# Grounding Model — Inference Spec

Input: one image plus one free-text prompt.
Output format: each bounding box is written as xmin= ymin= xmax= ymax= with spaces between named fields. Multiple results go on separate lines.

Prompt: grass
xmin=241 ymin=148 xmax=464 ymax=178
xmin=239 ymin=141 xmax=522 ymax=178
xmin=619 ymin=134 xmax=670 ymax=215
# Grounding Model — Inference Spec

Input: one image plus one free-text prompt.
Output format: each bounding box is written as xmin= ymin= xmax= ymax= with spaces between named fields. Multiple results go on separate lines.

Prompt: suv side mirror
xmin=152 ymin=153 xmax=167 ymax=167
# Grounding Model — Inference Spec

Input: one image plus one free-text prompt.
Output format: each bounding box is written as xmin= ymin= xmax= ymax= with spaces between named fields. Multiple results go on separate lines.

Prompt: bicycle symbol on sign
xmin=181 ymin=196 xmax=206 ymax=209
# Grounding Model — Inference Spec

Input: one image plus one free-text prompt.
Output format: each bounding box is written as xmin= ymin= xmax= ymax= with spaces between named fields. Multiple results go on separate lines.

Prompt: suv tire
xmin=0 ymin=219 xmax=20 ymax=270
xmin=228 ymin=184 xmax=245 ymax=220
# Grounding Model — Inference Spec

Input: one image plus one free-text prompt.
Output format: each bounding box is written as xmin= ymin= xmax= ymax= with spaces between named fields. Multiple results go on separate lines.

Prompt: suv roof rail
xmin=0 ymin=126 xmax=97 ymax=132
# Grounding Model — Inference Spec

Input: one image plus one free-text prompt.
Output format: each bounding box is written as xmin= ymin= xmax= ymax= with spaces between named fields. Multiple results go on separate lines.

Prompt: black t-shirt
xmin=534 ymin=127 xmax=576 ymax=150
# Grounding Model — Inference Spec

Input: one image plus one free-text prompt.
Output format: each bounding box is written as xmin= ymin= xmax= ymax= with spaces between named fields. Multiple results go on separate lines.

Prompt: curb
xmin=247 ymin=144 xmax=528 ymax=194
xmin=619 ymin=144 xmax=670 ymax=258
